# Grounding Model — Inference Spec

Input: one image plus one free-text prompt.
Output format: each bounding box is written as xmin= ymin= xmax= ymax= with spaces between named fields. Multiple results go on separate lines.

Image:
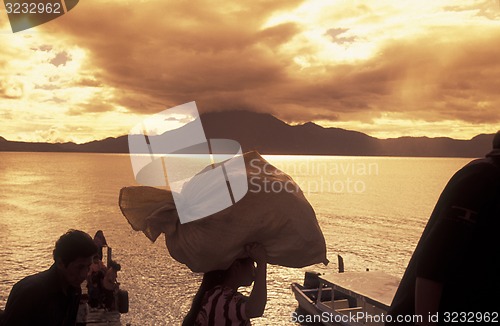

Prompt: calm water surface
xmin=0 ymin=152 xmax=471 ymax=325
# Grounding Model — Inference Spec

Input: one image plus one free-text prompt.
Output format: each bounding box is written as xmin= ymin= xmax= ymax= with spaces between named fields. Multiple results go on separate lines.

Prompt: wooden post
xmin=338 ymin=255 xmax=344 ymax=273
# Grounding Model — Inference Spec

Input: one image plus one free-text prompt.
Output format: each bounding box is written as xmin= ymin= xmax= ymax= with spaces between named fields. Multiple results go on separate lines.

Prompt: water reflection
xmin=0 ymin=152 xmax=468 ymax=325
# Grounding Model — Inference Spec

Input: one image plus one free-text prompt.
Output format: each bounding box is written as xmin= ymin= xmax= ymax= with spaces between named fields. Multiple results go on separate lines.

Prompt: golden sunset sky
xmin=1 ymin=0 xmax=499 ymax=143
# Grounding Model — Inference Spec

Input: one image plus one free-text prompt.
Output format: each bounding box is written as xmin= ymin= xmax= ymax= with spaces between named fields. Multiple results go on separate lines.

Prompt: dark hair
xmin=182 ymin=258 xmax=254 ymax=326
xmin=53 ymin=230 xmax=98 ymax=266
xmin=94 ymin=230 xmax=107 ymax=244
xmin=109 ymin=260 xmax=121 ymax=271
xmin=493 ymin=131 xmax=500 ymax=149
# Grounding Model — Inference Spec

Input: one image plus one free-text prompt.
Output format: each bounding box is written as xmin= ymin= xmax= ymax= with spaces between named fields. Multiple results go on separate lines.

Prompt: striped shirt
xmin=195 ymin=285 xmax=250 ymax=326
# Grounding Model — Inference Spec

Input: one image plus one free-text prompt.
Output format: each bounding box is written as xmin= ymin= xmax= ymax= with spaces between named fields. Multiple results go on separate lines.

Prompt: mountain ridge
xmin=0 ymin=110 xmax=495 ymax=157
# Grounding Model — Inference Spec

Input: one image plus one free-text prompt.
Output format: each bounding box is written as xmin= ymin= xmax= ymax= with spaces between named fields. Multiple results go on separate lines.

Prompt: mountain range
xmin=0 ymin=110 xmax=496 ymax=157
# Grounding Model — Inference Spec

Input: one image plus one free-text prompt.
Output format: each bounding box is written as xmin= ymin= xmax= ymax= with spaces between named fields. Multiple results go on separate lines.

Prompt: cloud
xmin=50 ymin=51 xmax=71 ymax=66
xmin=1 ymin=0 xmax=500 ymax=141
xmin=46 ymin=1 xmax=500 ymax=120
xmin=74 ymin=77 xmax=101 ymax=87
xmin=39 ymin=1 xmax=303 ymax=113
xmin=325 ymin=28 xmax=357 ymax=44
xmin=0 ymin=78 xmax=24 ymax=99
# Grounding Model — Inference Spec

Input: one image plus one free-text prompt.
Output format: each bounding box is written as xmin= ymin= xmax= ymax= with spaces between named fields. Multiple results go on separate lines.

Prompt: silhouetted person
xmin=102 ymin=260 xmax=121 ymax=311
xmin=1 ymin=230 xmax=97 ymax=326
xmin=388 ymin=131 xmax=500 ymax=325
xmin=87 ymin=255 xmax=107 ymax=308
xmin=93 ymin=230 xmax=107 ymax=261
xmin=183 ymin=243 xmax=267 ymax=326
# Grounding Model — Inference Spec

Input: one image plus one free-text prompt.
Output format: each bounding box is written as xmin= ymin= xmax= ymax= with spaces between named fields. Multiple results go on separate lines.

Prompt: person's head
xmin=182 ymin=257 xmax=256 ymax=326
xmin=109 ymin=260 xmax=121 ymax=272
xmin=493 ymin=130 xmax=500 ymax=149
xmin=53 ymin=230 xmax=98 ymax=288
xmin=225 ymin=257 xmax=256 ymax=287
xmin=94 ymin=230 xmax=106 ymax=241
xmin=487 ymin=131 xmax=500 ymax=160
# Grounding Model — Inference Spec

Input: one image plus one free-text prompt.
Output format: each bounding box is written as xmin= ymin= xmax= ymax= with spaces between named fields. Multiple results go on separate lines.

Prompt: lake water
xmin=0 ymin=152 xmax=472 ymax=325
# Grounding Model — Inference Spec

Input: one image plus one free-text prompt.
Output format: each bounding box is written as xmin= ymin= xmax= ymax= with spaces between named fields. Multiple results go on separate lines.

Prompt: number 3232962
xmin=5 ymin=2 xmax=62 ymax=14
xmin=443 ymin=312 xmax=498 ymax=323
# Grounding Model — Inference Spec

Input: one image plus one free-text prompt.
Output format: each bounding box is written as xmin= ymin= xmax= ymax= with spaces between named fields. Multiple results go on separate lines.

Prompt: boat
xmin=291 ymin=257 xmax=400 ymax=326
xmin=77 ymin=289 xmax=129 ymax=326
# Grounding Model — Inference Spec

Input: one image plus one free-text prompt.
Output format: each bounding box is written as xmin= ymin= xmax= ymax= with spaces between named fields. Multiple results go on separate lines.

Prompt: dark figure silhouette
xmin=93 ymin=230 xmax=107 ymax=261
xmin=87 ymin=255 xmax=107 ymax=308
xmin=183 ymin=243 xmax=267 ymax=326
xmin=102 ymin=260 xmax=121 ymax=311
xmin=1 ymin=230 xmax=97 ymax=326
xmin=388 ymin=131 xmax=500 ymax=325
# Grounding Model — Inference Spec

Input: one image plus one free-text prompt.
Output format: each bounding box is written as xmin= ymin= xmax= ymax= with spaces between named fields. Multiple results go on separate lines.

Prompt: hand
xmin=245 ymin=243 xmax=267 ymax=265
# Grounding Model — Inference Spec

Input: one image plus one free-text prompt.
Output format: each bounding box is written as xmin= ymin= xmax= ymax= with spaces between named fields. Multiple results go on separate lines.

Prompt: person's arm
xmin=103 ymin=269 xmax=117 ymax=290
xmin=245 ymin=243 xmax=267 ymax=318
xmin=414 ymin=174 xmax=481 ymax=324
xmin=415 ymin=277 xmax=442 ymax=326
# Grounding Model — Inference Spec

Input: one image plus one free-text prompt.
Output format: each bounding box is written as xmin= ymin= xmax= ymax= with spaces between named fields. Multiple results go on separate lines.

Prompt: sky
xmin=1 ymin=0 xmax=500 ymax=143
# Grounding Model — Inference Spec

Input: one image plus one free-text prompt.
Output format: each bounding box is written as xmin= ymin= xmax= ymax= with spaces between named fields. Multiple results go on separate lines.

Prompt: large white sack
xmin=119 ymin=151 xmax=328 ymax=272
